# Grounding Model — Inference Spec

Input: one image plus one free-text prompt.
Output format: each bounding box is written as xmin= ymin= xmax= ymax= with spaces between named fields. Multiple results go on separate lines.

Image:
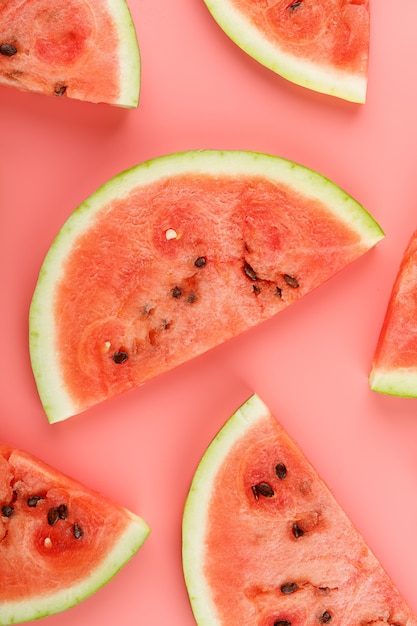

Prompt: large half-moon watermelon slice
xmin=0 ymin=0 xmax=140 ymax=107
xmin=202 ymin=0 xmax=370 ymax=103
xmin=0 ymin=443 xmax=149 ymax=624
xmin=29 ymin=150 xmax=384 ymax=423
xmin=369 ymin=228 xmax=417 ymax=397
xmin=182 ymin=394 xmax=417 ymax=625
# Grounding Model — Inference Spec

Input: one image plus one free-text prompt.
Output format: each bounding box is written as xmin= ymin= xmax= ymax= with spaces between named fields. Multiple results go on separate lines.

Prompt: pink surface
xmin=1 ymin=1 xmax=417 ymax=624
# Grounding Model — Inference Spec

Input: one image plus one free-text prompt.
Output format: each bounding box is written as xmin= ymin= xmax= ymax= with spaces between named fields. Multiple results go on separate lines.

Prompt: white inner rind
xmin=105 ymin=0 xmax=140 ymax=107
xmin=369 ymin=368 xmax=417 ymax=398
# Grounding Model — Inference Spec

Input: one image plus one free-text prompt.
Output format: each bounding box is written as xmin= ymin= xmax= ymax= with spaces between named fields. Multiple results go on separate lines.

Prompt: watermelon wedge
xmin=202 ymin=0 xmax=370 ymax=103
xmin=0 ymin=0 xmax=140 ymax=107
xmin=369 ymin=228 xmax=417 ymax=397
xmin=0 ymin=443 xmax=149 ymax=624
xmin=29 ymin=150 xmax=384 ymax=423
xmin=182 ymin=394 xmax=417 ymax=625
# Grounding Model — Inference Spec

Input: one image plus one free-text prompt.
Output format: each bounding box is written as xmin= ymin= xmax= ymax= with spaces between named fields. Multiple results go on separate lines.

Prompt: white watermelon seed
xmin=165 ymin=228 xmax=177 ymax=240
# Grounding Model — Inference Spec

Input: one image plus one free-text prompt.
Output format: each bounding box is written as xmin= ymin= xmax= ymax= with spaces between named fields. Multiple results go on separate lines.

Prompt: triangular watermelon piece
xmin=29 ymin=150 xmax=384 ymax=423
xmin=0 ymin=443 xmax=149 ymax=624
xmin=369 ymin=228 xmax=417 ymax=397
xmin=182 ymin=395 xmax=417 ymax=624
xmin=202 ymin=0 xmax=370 ymax=103
xmin=0 ymin=0 xmax=140 ymax=107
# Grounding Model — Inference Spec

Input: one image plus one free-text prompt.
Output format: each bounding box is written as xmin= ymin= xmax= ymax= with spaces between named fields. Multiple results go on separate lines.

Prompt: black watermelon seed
xmin=27 ymin=496 xmax=43 ymax=507
xmin=276 ymin=286 xmax=282 ymax=298
xmin=58 ymin=504 xmax=68 ymax=520
xmin=1 ymin=505 xmax=14 ymax=517
xmin=284 ymin=274 xmax=299 ymax=288
xmin=319 ymin=611 xmax=332 ymax=624
xmin=274 ymin=621 xmax=292 ymax=626
xmin=253 ymin=482 xmax=274 ymax=498
xmin=292 ymin=522 xmax=305 ymax=538
xmin=280 ymin=582 xmax=298 ymax=595
xmin=275 ymin=462 xmax=287 ymax=480
xmin=289 ymin=0 xmax=302 ymax=11
xmin=187 ymin=292 xmax=197 ymax=304
xmin=0 ymin=43 xmax=17 ymax=56
xmin=112 ymin=351 xmax=128 ymax=364
xmin=47 ymin=507 xmax=60 ymax=526
xmin=54 ymin=83 xmax=67 ymax=97
xmin=194 ymin=256 xmax=206 ymax=268
xmin=73 ymin=523 xmax=84 ymax=539
xmin=171 ymin=286 xmax=182 ymax=298
xmin=243 ymin=261 xmax=258 ymax=281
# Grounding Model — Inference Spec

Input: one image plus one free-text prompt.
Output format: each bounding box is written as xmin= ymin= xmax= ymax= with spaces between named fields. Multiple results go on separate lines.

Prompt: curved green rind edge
xmin=29 ymin=150 xmax=384 ymax=424
xmin=0 ymin=514 xmax=150 ymax=625
xmin=106 ymin=0 xmax=140 ymax=107
xmin=182 ymin=393 xmax=269 ymax=626
xmin=202 ymin=0 xmax=367 ymax=103
xmin=369 ymin=368 xmax=417 ymax=398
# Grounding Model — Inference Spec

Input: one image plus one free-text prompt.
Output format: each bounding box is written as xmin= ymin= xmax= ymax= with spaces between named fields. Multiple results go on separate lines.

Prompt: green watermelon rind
xmin=29 ymin=150 xmax=384 ymax=423
xmin=369 ymin=368 xmax=417 ymax=398
xmin=106 ymin=0 xmax=140 ymax=107
xmin=202 ymin=0 xmax=368 ymax=103
xmin=0 ymin=512 xmax=150 ymax=625
xmin=182 ymin=393 xmax=268 ymax=625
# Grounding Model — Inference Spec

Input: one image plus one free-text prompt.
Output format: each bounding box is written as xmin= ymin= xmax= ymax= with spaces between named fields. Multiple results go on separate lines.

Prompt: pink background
xmin=1 ymin=1 xmax=417 ymax=623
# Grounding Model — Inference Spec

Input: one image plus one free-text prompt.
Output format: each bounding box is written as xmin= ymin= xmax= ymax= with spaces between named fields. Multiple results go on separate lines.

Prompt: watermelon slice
xmin=29 ymin=150 xmax=384 ymax=423
xmin=369 ymin=228 xmax=417 ymax=397
xmin=182 ymin=394 xmax=417 ymax=624
xmin=0 ymin=443 xmax=149 ymax=624
xmin=202 ymin=0 xmax=370 ymax=103
xmin=0 ymin=0 xmax=140 ymax=107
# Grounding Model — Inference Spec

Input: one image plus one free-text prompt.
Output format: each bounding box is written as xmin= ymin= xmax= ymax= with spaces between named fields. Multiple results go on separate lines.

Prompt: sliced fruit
xmin=0 ymin=443 xmax=149 ymax=624
xmin=202 ymin=0 xmax=370 ymax=103
xmin=0 ymin=0 xmax=140 ymax=107
xmin=369 ymin=228 xmax=417 ymax=397
xmin=182 ymin=394 xmax=417 ymax=625
xmin=29 ymin=149 xmax=384 ymax=423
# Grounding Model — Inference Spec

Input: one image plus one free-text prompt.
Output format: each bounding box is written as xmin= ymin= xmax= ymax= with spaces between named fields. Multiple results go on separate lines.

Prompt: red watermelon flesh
xmin=61 ymin=175 xmax=363 ymax=401
xmin=0 ymin=0 xmax=140 ymax=107
xmin=0 ymin=443 xmax=149 ymax=623
xmin=182 ymin=395 xmax=417 ymax=625
xmin=369 ymin=228 xmax=417 ymax=397
xmin=201 ymin=0 xmax=370 ymax=102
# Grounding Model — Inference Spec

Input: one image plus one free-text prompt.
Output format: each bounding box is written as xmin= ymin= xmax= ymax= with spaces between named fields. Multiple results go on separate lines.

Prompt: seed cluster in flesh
xmin=251 ymin=460 xmax=334 ymax=625
xmin=1 ymin=491 xmax=84 ymax=545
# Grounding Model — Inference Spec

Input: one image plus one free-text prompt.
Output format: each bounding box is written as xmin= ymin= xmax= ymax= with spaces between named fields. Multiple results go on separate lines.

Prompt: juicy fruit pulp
xmin=0 ymin=444 xmax=149 ymax=624
xmin=202 ymin=0 xmax=370 ymax=102
xmin=29 ymin=150 xmax=384 ymax=423
xmin=369 ymin=228 xmax=417 ymax=397
xmin=0 ymin=0 xmax=140 ymax=107
xmin=182 ymin=395 xmax=417 ymax=625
